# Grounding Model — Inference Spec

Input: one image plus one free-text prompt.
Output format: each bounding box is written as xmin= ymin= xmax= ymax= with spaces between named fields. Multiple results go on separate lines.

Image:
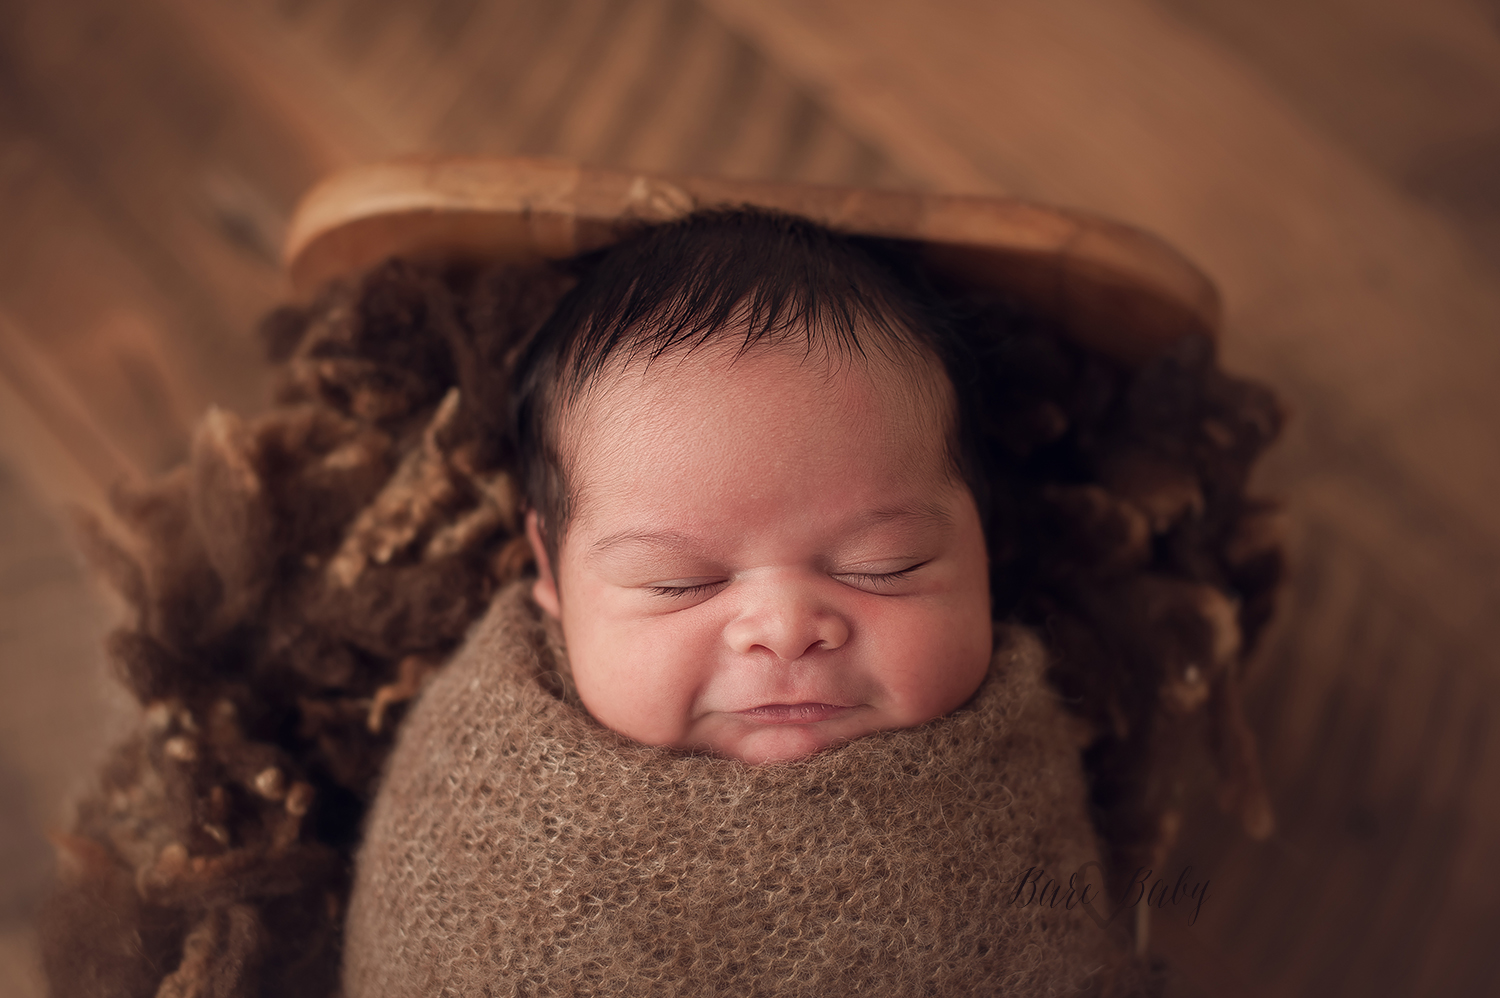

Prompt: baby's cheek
xmin=873 ymin=602 xmax=992 ymax=723
xmin=566 ymin=613 xmax=710 ymax=747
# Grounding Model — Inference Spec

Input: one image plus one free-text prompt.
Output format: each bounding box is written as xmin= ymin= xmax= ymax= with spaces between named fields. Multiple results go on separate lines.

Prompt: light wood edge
xmin=285 ymin=157 xmax=1220 ymax=363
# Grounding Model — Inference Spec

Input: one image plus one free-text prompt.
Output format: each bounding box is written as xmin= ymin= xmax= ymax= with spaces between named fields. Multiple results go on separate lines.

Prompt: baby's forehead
xmin=555 ymin=336 xmax=960 ymax=510
xmin=564 ymin=331 xmax=955 ymax=429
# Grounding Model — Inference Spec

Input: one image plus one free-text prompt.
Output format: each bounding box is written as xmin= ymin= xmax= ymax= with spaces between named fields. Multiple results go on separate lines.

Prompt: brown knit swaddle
xmin=344 ymin=583 xmax=1150 ymax=997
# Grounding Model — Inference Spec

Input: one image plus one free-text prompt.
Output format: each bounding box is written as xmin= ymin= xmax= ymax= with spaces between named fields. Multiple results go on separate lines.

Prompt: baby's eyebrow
xmin=587 ymin=530 xmax=699 ymax=559
xmin=858 ymin=501 xmax=954 ymax=529
xmin=587 ymin=501 xmax=953 ymax=560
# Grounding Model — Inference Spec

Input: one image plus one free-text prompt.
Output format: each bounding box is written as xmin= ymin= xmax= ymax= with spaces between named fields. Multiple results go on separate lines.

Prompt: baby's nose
xmin=722 ymin=577 xmax=850 ymax=661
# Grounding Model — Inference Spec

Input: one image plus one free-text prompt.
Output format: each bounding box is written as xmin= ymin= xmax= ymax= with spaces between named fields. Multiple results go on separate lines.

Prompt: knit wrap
xmin=344 ymin=583 xmax=1149 ymax=997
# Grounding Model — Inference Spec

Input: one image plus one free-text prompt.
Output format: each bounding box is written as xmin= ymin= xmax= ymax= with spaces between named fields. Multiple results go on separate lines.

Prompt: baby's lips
xmin=735 ymin=703 xmax=856 ymax=723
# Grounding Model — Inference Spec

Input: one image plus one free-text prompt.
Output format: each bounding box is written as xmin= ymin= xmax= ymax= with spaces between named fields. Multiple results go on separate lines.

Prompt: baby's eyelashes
xmin=639 ymin=560 xmax=933 ymax=602
xmin=646 ymin=579 xmax=729 ymax=599
xmin=832 ymin=560 xmax=931 ymax=594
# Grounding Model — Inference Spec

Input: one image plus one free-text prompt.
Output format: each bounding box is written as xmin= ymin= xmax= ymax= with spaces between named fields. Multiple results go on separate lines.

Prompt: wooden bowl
xmin=284 ymin=156 xmax=1219 ymax=364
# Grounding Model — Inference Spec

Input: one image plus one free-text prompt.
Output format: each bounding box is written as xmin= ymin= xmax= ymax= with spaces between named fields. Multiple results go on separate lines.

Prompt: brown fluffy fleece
xmin=41 ymin=252 xmax=1282 ymax=997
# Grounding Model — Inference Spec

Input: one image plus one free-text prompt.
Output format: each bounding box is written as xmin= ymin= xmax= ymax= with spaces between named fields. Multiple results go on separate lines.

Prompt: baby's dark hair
xmin=510 ymin=207 xmax=986 ymax=563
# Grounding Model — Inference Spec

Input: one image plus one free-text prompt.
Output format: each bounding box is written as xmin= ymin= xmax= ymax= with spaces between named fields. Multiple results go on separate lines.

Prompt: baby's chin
xmin=692 ymin=714 xmax=877 ymax=765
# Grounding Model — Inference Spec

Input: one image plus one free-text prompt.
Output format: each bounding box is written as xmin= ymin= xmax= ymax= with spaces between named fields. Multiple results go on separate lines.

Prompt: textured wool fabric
xmin=345 ymin=583 xmax=1151 ymax=997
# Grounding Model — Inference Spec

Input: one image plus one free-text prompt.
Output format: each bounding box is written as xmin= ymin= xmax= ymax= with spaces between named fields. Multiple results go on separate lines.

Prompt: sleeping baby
xmin=342 ymin=209 xmax=1151 ymax=996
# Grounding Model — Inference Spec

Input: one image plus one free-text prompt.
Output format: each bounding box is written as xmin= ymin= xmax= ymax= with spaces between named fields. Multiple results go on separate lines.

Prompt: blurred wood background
xmin=1 ymin=1 xmax=1498 ymax=995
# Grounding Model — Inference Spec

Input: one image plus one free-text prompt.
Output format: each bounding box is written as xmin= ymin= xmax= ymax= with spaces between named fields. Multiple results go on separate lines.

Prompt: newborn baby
xmin=345 ymin=209 xmax=1148 ymax=996
xmin=515 ymin=219 xmax=993 ymax=766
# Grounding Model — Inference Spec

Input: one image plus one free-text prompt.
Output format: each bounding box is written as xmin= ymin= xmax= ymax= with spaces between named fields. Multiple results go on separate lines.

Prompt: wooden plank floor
xmin=1 ymin=1 xmax=1497 ymax=995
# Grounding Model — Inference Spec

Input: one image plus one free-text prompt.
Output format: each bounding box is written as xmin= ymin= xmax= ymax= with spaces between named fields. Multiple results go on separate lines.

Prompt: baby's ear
xmin=526 ymin=510 xmax=562 ymax=618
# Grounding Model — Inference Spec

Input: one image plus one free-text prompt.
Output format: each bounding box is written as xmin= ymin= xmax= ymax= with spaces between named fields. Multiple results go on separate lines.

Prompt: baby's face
xmin=527 ymin=340 xmax=993 ymax=764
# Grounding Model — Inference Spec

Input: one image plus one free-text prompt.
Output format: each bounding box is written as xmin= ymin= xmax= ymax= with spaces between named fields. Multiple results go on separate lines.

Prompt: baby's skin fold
xmin=344 ymin=583 xmax=1154 ymax=997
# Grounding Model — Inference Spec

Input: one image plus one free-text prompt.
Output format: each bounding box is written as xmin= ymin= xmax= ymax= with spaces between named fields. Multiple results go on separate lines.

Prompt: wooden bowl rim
xmin=283 ymin=156 xmax=1220 ymax=363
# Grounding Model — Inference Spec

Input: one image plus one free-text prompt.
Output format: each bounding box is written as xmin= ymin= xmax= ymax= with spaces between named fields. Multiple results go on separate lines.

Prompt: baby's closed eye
xmin=834 ymin=561 xmax=930 ymax=593
xmin=646 ymin=579 xmax=729 ymax=599
xmin=641 ymin=561 xmax=932 ymax=601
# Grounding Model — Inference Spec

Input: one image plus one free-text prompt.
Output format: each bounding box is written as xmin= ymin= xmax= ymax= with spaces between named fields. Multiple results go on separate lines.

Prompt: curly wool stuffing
xmin=40 ymin=256 xmax=1281 ymax=997
xmin=345 ymin=584 xmax=1153 ymax=997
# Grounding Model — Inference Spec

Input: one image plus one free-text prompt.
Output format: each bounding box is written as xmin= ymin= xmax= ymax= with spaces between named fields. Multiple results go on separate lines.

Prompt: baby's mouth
xmin=735 ymin=703 xmax=853 ymax=723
